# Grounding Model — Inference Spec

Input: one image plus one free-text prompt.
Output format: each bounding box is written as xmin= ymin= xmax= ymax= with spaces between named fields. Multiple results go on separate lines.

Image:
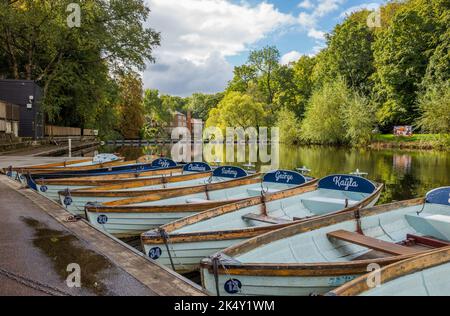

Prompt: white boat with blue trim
xmin=199 ymin=187 xmax=450 ymax=296
xmin=60 ymin=163 xmax=252 ymax=216
xmin=3 ymin=154 xmax=123 ymax=181
xmin=84 ymin=169 xmax=314 ymax=238
xmin=141 ymin=174 xmax=383 ymax=273
xmin=28 ymin=158 xmax=182 ymax=202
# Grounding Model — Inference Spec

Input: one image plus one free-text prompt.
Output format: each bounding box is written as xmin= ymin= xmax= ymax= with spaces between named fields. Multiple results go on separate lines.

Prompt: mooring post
xmin=68 ymin=138 xmax=72 ymax=158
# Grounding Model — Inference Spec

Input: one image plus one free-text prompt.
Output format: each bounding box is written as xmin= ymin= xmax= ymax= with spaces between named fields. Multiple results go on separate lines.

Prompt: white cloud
xmin=143 ymin=0 xmax=296 ymax=95
xmin=307 ymin=28 xmax=325 ymax=40
xmin=281 ymin=51 xmax=303 ymax=65
xmin=339 ymin=2 xmax=381 ymax=18
xmin=298 ymin=0 xmax=314 ymax=9
xmin=296 ymin=0 xmax=345 ymax=41
xmin=315 ymin=0 xmax=346 ymax=17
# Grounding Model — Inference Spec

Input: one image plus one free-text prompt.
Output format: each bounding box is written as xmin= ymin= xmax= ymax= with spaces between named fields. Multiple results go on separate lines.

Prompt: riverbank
xmin=370 ymin=134 xmax=449 ymax=151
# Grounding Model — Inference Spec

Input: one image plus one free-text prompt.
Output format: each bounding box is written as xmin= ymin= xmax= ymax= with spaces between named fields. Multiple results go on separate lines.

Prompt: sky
xmin=143 ymin=0 xmax=386 ymax=96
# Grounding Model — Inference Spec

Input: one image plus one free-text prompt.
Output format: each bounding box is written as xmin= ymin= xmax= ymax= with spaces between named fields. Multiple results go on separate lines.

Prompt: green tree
xmin=301 ymin=78 xmax=349 ymax=145
xmin=325 ymin=11 xmax=376 ymax=93
xmin=0 ymin=0 xmax=160 ymax=135
xmin=117 ymin=72 xmax=144 ymax=139
xmin=275 ymin=108 xmax=301 ymax=145
xmin=186 ymin=92 xmax=224 ymax=121
xmin=372 ymin=8 xmax=433 ymax=128
xmin=417 ymin=81 xmax=450 ymax=134
xmin=248 ymin=46 xmax=280 ymax=106
xmin=291 ymin=56 xmax=316 ymax=118
xmin=341 ymin=94 xmax=376 ymax=146
xmin=206 ymin=92 xmax=266 ymax=130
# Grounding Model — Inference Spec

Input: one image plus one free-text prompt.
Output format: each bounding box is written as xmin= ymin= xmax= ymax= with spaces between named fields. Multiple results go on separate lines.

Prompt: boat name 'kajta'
xmin=275 ymin=171 xmax=294 ymax=183
xmin=333 ymin=176 xmax=359 ymax=191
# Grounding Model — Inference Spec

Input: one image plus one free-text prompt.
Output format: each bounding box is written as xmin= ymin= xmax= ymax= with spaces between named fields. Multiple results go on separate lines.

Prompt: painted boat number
xmin=40 ymin=186 xmax=48 ymax=193
xmin=97 ymin=215 xmax=108 ymax=225
xmin=64 ymin=196 xmax=73 ymax=206
xmin=328 ymin=276 xmax=356 ymax=286
xmin=224 ymin=279 xmax=242 ymax=294
xmin=148 ymin=247 xmax=162 ymax=260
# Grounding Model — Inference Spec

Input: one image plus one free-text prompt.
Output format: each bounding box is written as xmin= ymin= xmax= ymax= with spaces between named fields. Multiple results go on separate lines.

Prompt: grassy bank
xmin=370 ymin=134 xmax=449 ymax=150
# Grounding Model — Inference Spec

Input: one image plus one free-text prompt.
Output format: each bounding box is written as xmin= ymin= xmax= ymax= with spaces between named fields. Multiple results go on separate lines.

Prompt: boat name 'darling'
xmin=187 ymin=164 xmax=207 ymax=172
xmin=333 ymin=176 xmax=359 ymax=191
xmin=275 ymin=171 xmax=293 ymax=183
xmin=221 ymin=167 xmax=238 ymax=178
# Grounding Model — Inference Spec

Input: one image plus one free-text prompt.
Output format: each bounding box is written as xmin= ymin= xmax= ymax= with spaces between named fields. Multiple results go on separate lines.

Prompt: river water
xmin=101 ymin=144 xmax=449 ymax=204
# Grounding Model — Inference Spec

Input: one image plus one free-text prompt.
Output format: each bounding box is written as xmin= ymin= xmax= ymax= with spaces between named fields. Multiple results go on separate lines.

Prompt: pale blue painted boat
xmin=61 ymin=163 xmax=247 ymax=216
xmin=84 ymin=169 xmax=313 ymax=237
xmin=5 ymin=154 xmax=121 ymax=181
xmin=30 ymin=158 xmax=180 ymax=202
xmin=141 ymin=174 xmax=382 ymax=273
xmin=329 ymin=246 xmax=450 ymax=296
xmin=200 ymin=187 xmax=450 ymax=296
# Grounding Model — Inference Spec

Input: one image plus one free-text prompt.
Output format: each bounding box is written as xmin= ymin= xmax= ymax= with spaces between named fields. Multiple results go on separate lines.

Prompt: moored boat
xmin=4 ymin=154 xmax=123 ymax=180
xmin=85 ymin=169 xmax=312 ymax=238
xmin=327 ymin=246 xmax=450 ymax=296
xmin=58 ymin=162 xmax=237 ymax=215
xmin=200 ymin=186 xmax=450 ymax=296
xmin=141 ymin=174 xmax=382 ymax=273
xmin=28 ymin=158 xmax=180 ymax=201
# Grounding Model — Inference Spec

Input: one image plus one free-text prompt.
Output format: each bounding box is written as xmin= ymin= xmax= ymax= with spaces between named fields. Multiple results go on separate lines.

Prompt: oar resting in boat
xmin=199 ymin=186 xmax=450 ymax=296
xmin=59 ymin=163 xmax=249 ymax=216
xmin=141 ymin=174 xmax=383 ymax=273
xmin=26 ymin=158 xmax=181 ymax=201
xmin=327 ymin=245 xmax=450 ymax=296
xmin=84 ymin=169 xmax=315 ymax=238
xmin=3 ymin=154 xmax=123 ymax=180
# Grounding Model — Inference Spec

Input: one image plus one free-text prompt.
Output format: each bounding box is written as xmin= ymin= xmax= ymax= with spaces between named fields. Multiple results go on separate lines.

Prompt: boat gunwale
xmin=85 ymin=198 xmax=248 ymax=213
xmin=19 ymin=157 xmax=130 ymax=174
xmin=35 ymin=166 xmax=183 ymax=185
xmin=98 ymin=174 xmax=263 ymax=207
xmin=6 ymin=158 xmax=93 ymax=171
xmin=198 ymin=196 xmax=438 ymax=278
xmin=328 ymin=246 xmax=450 ymax=296
xmin=57 ymin=171 xmax=213 ymax=197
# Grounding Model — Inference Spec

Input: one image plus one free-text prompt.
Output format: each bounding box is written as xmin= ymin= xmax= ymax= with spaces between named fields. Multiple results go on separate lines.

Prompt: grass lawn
xmin=372 ymin=134 xmax=443 ymax=143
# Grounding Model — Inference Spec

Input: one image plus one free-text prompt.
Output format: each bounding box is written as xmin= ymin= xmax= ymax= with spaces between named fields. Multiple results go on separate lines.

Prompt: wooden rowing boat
xmin=141 ymin=174 xmax=383 ymax=273
xmin=199 ymin=186 xmax=450 ymax=296
xmin=84 ymin=169 xmax=312 ymax=238
xmin=29 ymin=158 xmax=181 ymax=201
xmin=327 ymin=246 xmax=450 ymax=296
xmin=57 ymin=163 xmax=239 ymax=215
xmin=3 ymin=154 xmax=123 ymax=179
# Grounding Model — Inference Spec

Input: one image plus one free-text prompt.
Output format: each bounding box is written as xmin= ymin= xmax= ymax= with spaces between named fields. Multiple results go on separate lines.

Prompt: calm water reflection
xmin=102 ymin=145 xmax=449 ymax=204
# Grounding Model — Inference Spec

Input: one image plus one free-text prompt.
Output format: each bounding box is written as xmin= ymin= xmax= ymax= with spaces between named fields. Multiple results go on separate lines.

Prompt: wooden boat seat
xmin=327 ymin=230 xmax=421 ymax=256
xmin=302 ymin=197 xmax=359 ymax=207
xmin=242 ymin=213 xmax=292 ymax=225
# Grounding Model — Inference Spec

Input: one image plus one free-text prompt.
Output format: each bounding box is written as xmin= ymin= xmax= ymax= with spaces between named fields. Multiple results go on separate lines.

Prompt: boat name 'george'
xmin=333 ymin=176 xmax=359 ymax=191
xmin=275 ymin=171 xmax=294 ymax=183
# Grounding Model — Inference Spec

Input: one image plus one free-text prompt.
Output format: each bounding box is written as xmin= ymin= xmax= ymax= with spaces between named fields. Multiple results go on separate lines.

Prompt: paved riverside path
xmin=0 ymin=176 xmax=206 ymax=296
